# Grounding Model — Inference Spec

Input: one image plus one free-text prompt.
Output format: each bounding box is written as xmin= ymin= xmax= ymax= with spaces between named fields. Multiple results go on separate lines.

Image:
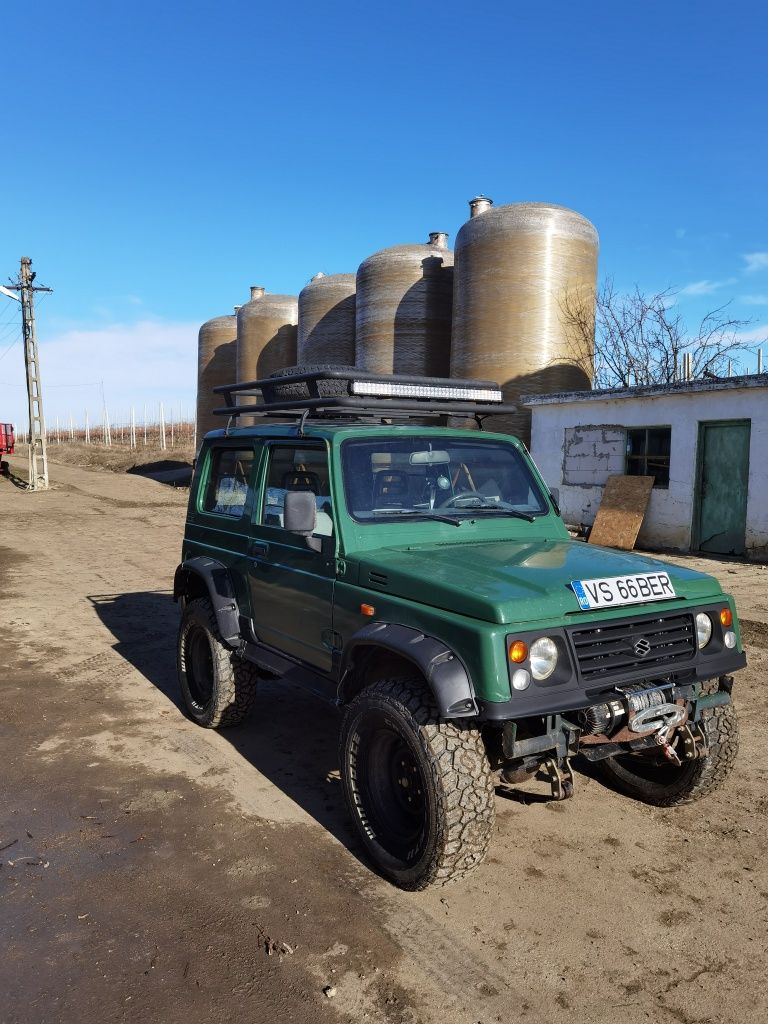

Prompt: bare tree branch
xmin=560 ymin=279 xmax=761 ymax=388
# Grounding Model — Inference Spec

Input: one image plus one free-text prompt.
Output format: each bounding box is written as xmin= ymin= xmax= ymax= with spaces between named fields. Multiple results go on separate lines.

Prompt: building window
xmin=626 ymin=427 xmax=671 ymax=488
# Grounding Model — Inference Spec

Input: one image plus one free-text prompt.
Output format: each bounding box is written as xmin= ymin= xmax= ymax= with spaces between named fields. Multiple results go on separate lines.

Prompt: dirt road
xmin=2 ymin=457 xmax=767 ymax=1024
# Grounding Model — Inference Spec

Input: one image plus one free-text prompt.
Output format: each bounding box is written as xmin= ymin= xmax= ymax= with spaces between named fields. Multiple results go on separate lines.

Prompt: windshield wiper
xmin=463 ymin=507 xmax=536 ymax=523
xmin=371 ymin=509 xmax=464 ymax=527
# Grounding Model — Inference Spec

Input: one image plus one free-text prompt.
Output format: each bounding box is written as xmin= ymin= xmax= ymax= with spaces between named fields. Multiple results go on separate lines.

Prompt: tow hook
xmin=657 ymin=721 xmax=708 ymax=767
xmin=542 ymin=757 xmax=574 ymax=801
xmin=658 ymin=737 xmax=682 ymax=766
xmin=627 ymin=702 xmax=688 ymax=765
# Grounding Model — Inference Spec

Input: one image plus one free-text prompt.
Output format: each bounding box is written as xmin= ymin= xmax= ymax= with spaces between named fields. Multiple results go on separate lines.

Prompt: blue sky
xmin=1 ymin=0 xmax=766 ymax=427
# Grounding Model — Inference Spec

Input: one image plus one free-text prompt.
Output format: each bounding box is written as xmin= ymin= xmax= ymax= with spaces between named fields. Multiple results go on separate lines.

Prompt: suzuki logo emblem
xmin=634 ymin=637 xmax=651 ymax=657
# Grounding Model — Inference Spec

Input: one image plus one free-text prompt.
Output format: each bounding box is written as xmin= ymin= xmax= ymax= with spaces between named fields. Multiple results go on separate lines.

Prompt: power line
xmin=0 ymin=331 xmax=22 ymax=363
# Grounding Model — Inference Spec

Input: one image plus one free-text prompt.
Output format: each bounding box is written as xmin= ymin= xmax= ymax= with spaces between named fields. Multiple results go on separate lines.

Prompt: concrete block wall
xmin=529 ymin=384 xmax=768 ymax=560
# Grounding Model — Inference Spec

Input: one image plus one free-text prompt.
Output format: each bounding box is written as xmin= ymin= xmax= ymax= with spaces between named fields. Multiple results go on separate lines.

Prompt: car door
xmin=185 ymin=444 xmax=259 ymax=609
xmin=247 ymin=442 xmax=337 ymax=675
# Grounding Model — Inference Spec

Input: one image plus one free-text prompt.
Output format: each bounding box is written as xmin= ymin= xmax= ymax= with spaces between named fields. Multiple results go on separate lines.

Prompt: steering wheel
xmin=440 ymin=490 xmax=489 ymax=508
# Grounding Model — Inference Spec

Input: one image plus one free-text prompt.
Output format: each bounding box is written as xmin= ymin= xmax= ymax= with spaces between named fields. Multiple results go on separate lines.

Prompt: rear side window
xmin=202 ymin=448 xmax=255 ymax=517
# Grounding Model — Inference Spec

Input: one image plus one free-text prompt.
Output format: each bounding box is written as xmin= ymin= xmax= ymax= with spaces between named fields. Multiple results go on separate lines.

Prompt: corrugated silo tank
xmin=196 ymin=313 xmax=237 ymax=452
xmin=450 ymin=199 xmax=598 ymax=443
xmin=297 ymin=272 xmax=356 ymax=364
xmin=355 ymin=232 xmax=454 ymax=377
xmin=236 ymin=286 xmax=298 ymax=423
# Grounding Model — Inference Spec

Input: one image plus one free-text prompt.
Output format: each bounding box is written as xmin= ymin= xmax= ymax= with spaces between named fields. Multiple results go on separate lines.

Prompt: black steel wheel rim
xmin=186 ymin=625 xmax=214 ymax=709
xmin=355 ymin=714 xmax=429 ymax=866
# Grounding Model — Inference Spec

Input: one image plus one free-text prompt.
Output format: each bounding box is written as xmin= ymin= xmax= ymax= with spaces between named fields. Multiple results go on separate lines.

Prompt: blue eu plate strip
xmin=570 ymin=580 xmax=590 ymax=610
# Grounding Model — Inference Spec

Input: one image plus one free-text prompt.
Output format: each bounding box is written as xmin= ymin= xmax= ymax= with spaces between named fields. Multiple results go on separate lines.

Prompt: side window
xmin=626 ymin=427 xmax=671 ymax=488
xmin=202 ymin=448 xmax=255 ymax=517
xmin=262 ymin=446 xmax=334 ymax=537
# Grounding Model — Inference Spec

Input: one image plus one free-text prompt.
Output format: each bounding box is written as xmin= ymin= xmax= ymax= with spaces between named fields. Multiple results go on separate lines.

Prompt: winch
xmin=577 ymin=683 xmax=678 ymax=738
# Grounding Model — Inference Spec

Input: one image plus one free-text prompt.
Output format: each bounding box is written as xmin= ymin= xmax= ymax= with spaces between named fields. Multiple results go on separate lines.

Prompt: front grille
xmin=569 ymin=613 xmax=696 ymax=682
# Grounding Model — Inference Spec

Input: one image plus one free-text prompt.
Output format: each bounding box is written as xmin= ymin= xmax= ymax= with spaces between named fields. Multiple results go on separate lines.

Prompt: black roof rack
xmin=212 ymin=368 xmax=516 ymax=430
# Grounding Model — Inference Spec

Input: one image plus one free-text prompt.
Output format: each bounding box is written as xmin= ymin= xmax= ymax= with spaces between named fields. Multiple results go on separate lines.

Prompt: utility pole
xmin=1 ymin=258 xmax=52 ymax=489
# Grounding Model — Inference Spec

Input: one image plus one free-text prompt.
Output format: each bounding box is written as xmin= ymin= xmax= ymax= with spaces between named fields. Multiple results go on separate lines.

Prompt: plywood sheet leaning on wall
xmin=588 ymin=475 xmax=654 ymax=550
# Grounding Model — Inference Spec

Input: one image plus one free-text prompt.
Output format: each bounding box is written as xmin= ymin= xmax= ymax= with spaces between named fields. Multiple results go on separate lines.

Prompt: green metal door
xmin=695 ymin=420 xmax=750 ymax=556
xmin=247 ymin=442 xmax=336 ymax=674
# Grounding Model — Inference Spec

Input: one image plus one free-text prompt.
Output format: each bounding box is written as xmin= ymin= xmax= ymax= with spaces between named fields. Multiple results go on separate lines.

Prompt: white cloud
xmin=5 ymin=319 xmax=200 ymax=425
xmin=678 ymin=277 xmax=737 ymax=296
xmin=743 ymin=252 xmax=768 ymax=273
xmin=734 ymin=325 xmax=768 ymax=346
xmin=740 ymin=294 xmax=768 ymax=306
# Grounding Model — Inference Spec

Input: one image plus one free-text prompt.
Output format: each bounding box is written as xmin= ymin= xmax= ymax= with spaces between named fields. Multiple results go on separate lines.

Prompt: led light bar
xmin=351 ymin=380 xmax=503 ymax=402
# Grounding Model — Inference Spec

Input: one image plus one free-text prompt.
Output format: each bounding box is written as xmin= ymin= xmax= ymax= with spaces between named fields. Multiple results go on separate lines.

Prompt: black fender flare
xmin=173 ymin=556 xmax=241 ymax=647
xmin=340 ymin=621 xmax=478 ymax=719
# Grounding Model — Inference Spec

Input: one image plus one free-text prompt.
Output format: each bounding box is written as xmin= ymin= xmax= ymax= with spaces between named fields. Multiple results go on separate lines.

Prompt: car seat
xmin=372 ymin=470 xmax=410 ymax=507
xmin=283 ymin=470 xmax=321 ymax=493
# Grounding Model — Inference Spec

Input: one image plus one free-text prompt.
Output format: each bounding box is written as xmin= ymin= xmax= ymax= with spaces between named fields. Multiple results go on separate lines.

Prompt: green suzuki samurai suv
xmin=174 ymin=368 xmax=745 ymax=890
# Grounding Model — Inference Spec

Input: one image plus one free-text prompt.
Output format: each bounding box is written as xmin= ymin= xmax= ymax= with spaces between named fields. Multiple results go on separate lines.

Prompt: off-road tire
xmin=598 ymin=680 xmax=739 ymax=806
xmin=339 ymin=677 xmax=495 ymax=890
xmin=267 ymin=364 xmax=357 ymax=400
xmin=177 ymin=597 xmax=259 ymax=728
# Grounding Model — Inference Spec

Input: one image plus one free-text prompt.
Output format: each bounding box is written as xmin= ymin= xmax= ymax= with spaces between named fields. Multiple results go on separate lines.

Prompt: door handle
xmin=250 ymin=541 xmax=269 ymax=558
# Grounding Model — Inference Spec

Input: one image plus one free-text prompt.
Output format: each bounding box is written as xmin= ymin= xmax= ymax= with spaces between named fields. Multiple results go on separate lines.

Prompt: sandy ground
xmin=1 ymin=453 xmax=767 ymax=1024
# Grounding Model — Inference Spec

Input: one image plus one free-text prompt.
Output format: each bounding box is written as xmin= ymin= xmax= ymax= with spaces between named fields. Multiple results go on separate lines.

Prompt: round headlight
xmin=696 ymin=612 xmax=713 ymax=649
xmin=530 ymin=636 xmax=558 ymax=680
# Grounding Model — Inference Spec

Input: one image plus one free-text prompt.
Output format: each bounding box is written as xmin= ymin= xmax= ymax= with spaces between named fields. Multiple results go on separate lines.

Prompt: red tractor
xmin=0 ymin=422 xmax=15 ymax=476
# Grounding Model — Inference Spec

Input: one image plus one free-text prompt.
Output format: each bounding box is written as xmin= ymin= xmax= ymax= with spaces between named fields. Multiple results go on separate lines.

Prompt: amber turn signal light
xmin=720 ymin=608 xmax=733 ymax=627
xmin=360 ymin=603 xmax=375 ymax=617
xmin=508 ymin=640 xmax=529 ymax=663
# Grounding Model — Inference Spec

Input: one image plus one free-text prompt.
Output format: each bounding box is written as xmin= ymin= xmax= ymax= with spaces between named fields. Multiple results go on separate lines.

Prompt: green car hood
xmin=357 ymin=539 xmax=724 ymax=625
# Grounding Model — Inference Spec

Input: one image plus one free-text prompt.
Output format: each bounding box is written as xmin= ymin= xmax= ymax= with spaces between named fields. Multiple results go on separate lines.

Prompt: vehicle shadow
xmin=2 ymin=467 xmax=29 ymax=489
xmin=88 ymin=590 xmax=363 ymax=860
xmin=90 ymin=591 xmax=598 ymax=859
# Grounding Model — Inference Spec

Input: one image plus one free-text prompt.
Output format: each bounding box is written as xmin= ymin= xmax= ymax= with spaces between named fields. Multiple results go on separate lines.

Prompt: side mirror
xmin=284 ymin=490 xmax=317 ymax=536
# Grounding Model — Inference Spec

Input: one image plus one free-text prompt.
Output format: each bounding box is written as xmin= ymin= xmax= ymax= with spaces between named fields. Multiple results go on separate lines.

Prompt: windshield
xmin=341 ymin=436 xmax=548 ymax=523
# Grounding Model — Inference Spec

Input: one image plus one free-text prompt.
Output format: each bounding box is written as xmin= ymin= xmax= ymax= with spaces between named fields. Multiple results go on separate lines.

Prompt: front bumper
xmin=478 ymin=603 xmax=746 ymax=721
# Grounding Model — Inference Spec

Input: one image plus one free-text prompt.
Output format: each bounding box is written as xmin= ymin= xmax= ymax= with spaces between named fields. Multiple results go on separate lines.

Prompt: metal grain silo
xmin=237 ymin=286 xmax=298 ymax=380
xmin=450 ymin=199 xmax=598 ymax=443
xmin=355 ymin=232 xmax=454 ymax=377
xmin=196 ymin=313 xmax=237 ymax=451
xmin=297 ymin=273 xmax=356 ymax=365
xmin=236 ymin=287 xmax=298 ymax=423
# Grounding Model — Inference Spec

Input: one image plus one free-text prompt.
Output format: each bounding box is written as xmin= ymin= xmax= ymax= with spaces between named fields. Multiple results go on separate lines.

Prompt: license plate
xmin=570 ymin=572 xmax=676 ymax=610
